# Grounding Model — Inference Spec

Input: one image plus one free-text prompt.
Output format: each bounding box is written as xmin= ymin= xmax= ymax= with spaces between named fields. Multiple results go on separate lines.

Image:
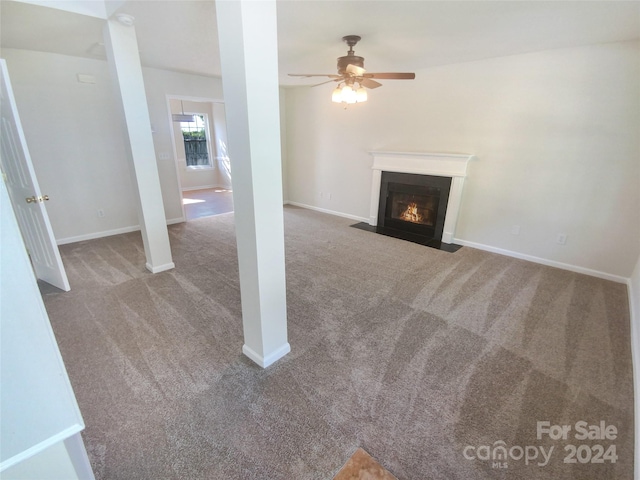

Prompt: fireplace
xmin=366 ymin=151 xmax=475 ymax=248
xmin=377 ymin=172 xmax=451 ymax=247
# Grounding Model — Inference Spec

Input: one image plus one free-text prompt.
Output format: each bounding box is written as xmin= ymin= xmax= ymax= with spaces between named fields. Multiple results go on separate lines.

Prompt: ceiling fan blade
xmin=361 ymin=78 xmax=382 ymax=89
xmin=364 ymin=73 xmax=416 ymax=80
xmin=288 ymin=74 xmax=342 ymax=78
xmin=311 ymin=78 xmax=342 ymax=87
xmin=346 ymin=64 xmax=366 ymax=77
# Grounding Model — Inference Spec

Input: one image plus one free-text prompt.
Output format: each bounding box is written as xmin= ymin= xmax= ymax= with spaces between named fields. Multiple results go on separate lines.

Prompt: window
xmin=181 ymin=114 xmax=212 ymax=168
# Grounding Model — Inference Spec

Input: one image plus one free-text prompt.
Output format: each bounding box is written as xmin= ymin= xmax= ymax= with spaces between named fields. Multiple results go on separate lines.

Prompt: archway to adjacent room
xmin=167 ymin=96 xmax=233 ymax=220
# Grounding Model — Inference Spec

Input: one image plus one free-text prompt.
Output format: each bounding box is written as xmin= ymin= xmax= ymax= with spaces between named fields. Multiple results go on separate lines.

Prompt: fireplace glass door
xmin=377 ymin=172 xmax=452 ymax=245
xmin=388 ymin=187 xmax=440 ymax=228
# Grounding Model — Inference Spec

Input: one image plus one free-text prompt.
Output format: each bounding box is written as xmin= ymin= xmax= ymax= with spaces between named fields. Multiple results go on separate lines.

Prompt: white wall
xmin=285 ymin=40 xmax=640 ymax=279
xmin=1 ymin=48 xmax=139 ymax=241
xmin=280 ymin=88 xmax=288 ymax=202
xmin=212 ymin=102 xmax=232 ymax=189
xmin=0 ymin=48 xmax=226 ymax=241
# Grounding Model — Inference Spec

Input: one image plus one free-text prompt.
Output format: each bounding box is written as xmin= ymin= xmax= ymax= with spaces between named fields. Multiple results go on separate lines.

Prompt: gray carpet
xmin=40 ymin=206 xmax=634 ymax=479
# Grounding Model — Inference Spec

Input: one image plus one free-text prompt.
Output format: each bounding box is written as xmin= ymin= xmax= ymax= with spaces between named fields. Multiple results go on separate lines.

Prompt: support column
xmin=216 ymin=0 xmax=289 ymax=368
xmin=103 ymin=15 xmax=174 ymax=273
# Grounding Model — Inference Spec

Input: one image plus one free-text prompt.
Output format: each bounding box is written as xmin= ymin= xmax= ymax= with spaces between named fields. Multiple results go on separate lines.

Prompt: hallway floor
xmin=182 ymin=188 xmax=234 ymax=220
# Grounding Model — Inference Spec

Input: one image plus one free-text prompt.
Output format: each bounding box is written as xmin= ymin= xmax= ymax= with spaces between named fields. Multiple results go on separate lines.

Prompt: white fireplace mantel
xmin=369 ymin=151 xmax=475 ymax=244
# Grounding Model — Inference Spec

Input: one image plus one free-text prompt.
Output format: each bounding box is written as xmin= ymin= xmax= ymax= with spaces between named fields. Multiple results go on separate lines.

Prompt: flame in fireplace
xmin=400 ymin=202 xmax=422 ymax=223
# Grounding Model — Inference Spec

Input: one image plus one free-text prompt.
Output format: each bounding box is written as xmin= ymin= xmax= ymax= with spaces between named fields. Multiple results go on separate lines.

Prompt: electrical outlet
xmin=511 ymin=225 xmax=520 ymax=235
xmin=319 ymin=191 xmax=324 ymax=199
xmin=97 ymin=209 xmax=105 ymax=218
xmin=328 ymin=192 xmax=332 ymax=200
xmin=557 ymin=233 xmax=567 ymax=245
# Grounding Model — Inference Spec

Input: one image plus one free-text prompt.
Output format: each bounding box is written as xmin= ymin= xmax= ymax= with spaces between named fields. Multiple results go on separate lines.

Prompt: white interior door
xmin=0 ymin=59 xmax=70 ymax=291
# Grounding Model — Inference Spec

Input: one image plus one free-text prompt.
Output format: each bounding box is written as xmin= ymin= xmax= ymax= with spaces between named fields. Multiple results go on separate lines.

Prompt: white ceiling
xmin=1 ymin=0 xmax=639 ymax=87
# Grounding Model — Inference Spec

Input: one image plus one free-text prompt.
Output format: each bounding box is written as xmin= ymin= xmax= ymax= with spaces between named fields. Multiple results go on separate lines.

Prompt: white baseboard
xmin=145 ymin=262 xmax=175 ymax=274
xmin=57 ymin=218 xmax=184 ymax=245
xmin=242 ymin=342 xmax=291 ymax=368
xmin=285 ymin=201 xmax=368 ymax=223
xmin=454 ymin=238 xmax=628 ymax=284
xmin=181 ymin=184 xmax=231 ymax=192
xmin=181 ymin=185 xmax=216 ymax=192
xmin=57 ymin=225 xmax=141 ymax=245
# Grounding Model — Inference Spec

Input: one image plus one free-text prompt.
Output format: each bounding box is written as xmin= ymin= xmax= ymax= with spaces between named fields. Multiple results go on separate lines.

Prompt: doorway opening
xmin=168 ymin=97 xmax=233 ymax=220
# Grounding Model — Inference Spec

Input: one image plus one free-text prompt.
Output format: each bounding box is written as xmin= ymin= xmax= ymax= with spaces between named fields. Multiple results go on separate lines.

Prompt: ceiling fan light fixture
xmin=356 ymin=85 xmax=368 ymax=103
xmin=341 ymin=84 xmax=356 ymax=104
xmin=331 ymin=83 xmax=367 ymax=104
xmin=290 ymin=35 xmax=414 ymax=106
xmin=332 ymin=85 xmax=343 ymax=103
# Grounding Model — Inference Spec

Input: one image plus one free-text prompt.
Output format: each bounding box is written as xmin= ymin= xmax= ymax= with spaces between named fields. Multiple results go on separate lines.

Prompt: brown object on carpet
xmin=39 ymin=206 xmax=633 ymax=479
xmin=333 ymin=448 xmax=398 ymax=479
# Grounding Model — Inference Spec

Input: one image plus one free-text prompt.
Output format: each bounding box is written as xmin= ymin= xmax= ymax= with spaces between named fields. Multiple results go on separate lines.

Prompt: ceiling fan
xmin=288 ymin=35 xmax=415 ymax=104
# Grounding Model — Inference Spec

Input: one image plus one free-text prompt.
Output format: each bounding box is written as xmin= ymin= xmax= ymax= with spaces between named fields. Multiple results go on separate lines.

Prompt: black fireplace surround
xmin=376 ymin=171 xmax=452 ymax=247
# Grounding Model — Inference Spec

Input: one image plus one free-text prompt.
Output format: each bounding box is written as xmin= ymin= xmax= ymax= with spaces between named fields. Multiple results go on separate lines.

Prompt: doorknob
xmin=39 ymin=195 xmax=49 ymax=202
xmin=25 ymin=196 xmax=37 ymax=203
